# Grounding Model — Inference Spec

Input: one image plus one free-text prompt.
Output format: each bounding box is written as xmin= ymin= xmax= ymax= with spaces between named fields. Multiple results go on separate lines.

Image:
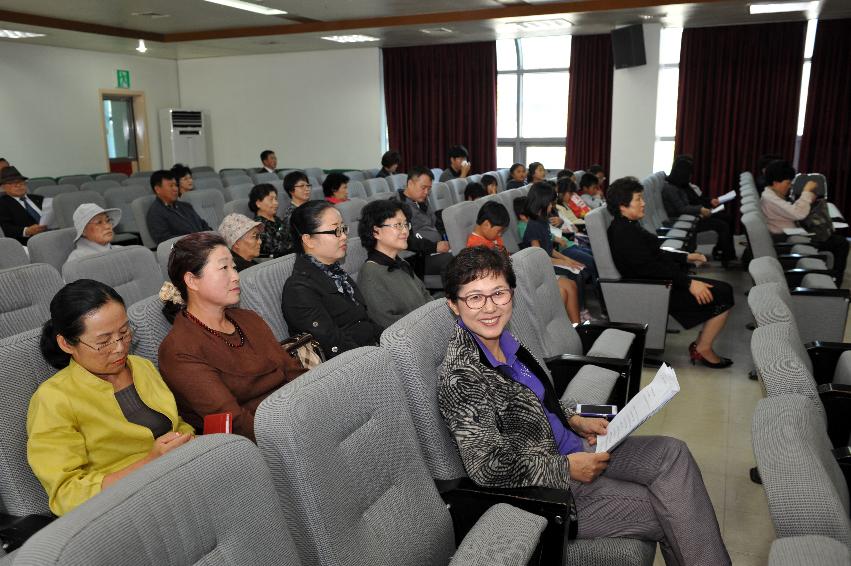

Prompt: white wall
xmin=177 ymin=48 xmax=384 ymax=170
xmin=0 ymin=42 xmax=179 ymax=178
xmin=610 ymin=23 xmax=662 ymax=181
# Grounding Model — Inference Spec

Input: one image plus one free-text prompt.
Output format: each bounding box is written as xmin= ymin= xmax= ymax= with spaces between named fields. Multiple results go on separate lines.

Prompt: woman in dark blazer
xmin=607 ymin=177 xmax=734 ymax=368
xmin=282 ymin=200 xmax=383 ymax=359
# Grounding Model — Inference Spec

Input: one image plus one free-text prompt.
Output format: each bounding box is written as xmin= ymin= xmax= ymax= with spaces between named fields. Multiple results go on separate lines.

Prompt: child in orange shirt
xmin=466 ymin=201 xmax=510 ymax=252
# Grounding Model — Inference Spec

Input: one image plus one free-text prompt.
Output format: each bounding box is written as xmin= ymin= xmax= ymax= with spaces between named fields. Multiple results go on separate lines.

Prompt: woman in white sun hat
xmin=65 ymin=203 xmax=123 ymax=264
xmin=218 ymin=213 xmax=263 ymax=272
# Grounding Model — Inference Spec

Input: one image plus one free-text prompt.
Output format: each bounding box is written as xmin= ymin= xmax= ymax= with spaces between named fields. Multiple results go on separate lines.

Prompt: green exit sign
xmin=116 ymin=69 xmax=130 ymax=89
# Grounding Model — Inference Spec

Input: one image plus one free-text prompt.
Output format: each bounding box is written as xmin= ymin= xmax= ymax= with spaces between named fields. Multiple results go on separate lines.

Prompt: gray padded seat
xmin=362 ymin=168 xmax=380 ymax=179
xmin=334 ymin=198 xmax=366 ymax=237
xmin=222 ymin=174 xmax=252 ymax=187
xmin=53 ymin=191 xmax=104 ymax=229
xmin=62 ymin=246 xmax=163 ymax=306
xmin=154 ymin=233 xmax=218 ymax=281
xmin=95 ymin=173 xmax=127 ymax=182
xmin=0 ymin=238 xmax=29 ymax=270
xmin=223 ymin=198 xmax=251 ymax=218
xmin=131 ymin=194 xmax=158 ymax=248
xmin=191 ymin=170 xmax=218 ymax=180
xmin=80 ymin=180 xmax=120 ymax=196
xmin=128 ymin=294 xmax=171 ymax=367
xmin=752 ymin=394 xmax=851 ymax=547
xmin=742 ymin=212 xmax=830 ymax=270
xmin=225 ymin=183 xmax=253 ymax=202
xmin=0 ymin=264 xmax=63 ymax=339
xmin=239 ymin=254 xmax=296 ymax=341
xmin=194 ymin=176 xmax=225 ymax=193
xmin=388 ymin=173 xmax=408 ymax=191
xmin=430 ymin=182 xmax=454 ymax=212
xmin=0 ymin=328 xmax=55 ymax=517
xmin=33 ymin=184 xmax=77 ymax=199
xmin=431 ymin=168 xmax=443 ymax=181
xmin=26 ymin=178 xmax=56 ymax=192
xmin=309 ymin=185 xmax=324 ymax=202
xmin=252 ymin=171 xmax=279 ymax=184
xmin=346 ymin=179 xmax=367 ymax=199
xmin=768 ymin=536 xmax=850 ymax=566
xmin=344 ymin=170 xmax=365 ymax=182
xmin=27 ymin=228 xmax=76 ymax=272
xmin=131 ymin=171 xmax=153 ymax=179
xmin=446 ymin=178 xmax=468 ymax=204
xmin=182 ymin=189 xmax=225 ymax=229
xmin=57 ymin=175 xmax=93 ymax=188
xmin=366 ymin=191 xmax=394 ymax=203
xmin=255 ymin=346 xmax=547 ymax=566
xmin=380 ymin=300 xmax=656 ymax=564
xmin=121 ymin=177 xmax=149 ymax=187
xmin=363 ymin=178 xmax=388 ymax=197
xmin=303 ymin=167 xmax=324 ymax=182
xmin=441 ymin=200 xmax=479 ymax=255
xmin=12 ymin=435 xmax=303 ymax=566
xmin=105 ymin=184 xmax=150 ymax=235
xmin=341 ymin=236 xmax=367 ymax=281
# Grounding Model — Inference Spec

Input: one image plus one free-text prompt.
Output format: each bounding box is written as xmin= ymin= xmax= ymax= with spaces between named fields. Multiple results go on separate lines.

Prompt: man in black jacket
xmin=146 ymin=170 xmax=211 ymax=245
xmin=0 ymin=166 xmax=48 ymax=244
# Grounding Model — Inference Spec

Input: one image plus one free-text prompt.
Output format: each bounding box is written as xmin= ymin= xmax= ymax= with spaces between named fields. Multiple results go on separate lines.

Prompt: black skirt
xmin=668 ymin=276 xmax=734 ymax=329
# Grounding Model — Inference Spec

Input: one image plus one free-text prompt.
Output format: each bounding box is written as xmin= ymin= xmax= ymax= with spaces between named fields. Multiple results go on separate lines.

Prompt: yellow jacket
xmin=26 ymin=355 xmax=194 ymax=516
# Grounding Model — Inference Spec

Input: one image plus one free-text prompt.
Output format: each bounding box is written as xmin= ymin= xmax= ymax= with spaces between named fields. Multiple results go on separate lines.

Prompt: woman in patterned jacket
xmin=437 ymin=247 xmax=729 ymax=566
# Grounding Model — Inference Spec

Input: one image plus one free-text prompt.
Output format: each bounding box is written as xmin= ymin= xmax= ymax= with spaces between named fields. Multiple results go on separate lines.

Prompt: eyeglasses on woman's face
xmin=293 ymin=183 xmax=312 ymax=191
xmin=379 ymin=221 xmax=412 ymax=232
xmin=310 ymin=224 xmax=349 ymax=238
xmin=78 ymin=328 xmax=132 ymax=353
xmin=456 ymin=288 xmax=514 ymax=310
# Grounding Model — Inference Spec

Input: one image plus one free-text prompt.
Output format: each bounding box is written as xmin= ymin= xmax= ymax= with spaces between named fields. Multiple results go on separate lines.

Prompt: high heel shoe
xmin=689 ymin=342 xmax=733 ymax=368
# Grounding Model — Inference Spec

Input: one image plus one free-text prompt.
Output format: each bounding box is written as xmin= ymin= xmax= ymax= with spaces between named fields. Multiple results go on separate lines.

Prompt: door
xmin=103 ymin=96 xmax=139 ymax=174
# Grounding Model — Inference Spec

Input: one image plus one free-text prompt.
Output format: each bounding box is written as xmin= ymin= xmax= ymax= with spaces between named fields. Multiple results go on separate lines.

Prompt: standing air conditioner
xmin=159 ymin=109 xmax=209 ymax=168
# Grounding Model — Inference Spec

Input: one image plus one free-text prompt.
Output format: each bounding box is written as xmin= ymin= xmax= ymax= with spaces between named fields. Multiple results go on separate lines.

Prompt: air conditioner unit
xmin=159 ymin=109 xmax=210 ymax=168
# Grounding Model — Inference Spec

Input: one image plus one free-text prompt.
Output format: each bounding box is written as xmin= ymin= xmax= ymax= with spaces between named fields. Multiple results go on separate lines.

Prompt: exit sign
xmin=116 ymin=69 xmax=131 ymax=89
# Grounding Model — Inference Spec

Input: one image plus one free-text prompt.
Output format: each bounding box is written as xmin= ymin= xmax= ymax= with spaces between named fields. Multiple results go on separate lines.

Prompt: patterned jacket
xmin=438 ymin=324 xmax=577 ymax=490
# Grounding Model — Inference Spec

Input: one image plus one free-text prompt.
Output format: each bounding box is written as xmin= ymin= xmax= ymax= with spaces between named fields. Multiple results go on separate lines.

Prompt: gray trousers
xmin=572 ymin=435 xmax=731 ymax=566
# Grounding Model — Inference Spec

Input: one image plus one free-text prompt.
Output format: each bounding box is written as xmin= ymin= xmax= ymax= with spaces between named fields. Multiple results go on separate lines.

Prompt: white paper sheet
xmin=661 ymin=246 xmax=689 ymax=254
xmin=711 ymin=204 xmax=725 ymax=214
xmin=595 ymin=364 xmax=680 ymax=453
xmin=783 ymin=227 xmax=814 ymax=236
xmin=39 ymin=197 xmax=55 ymax=227
xmin=717 ymin=190 xmax=737 ymax=204
xmin=833 ymin=222 xmax=848 ymax=230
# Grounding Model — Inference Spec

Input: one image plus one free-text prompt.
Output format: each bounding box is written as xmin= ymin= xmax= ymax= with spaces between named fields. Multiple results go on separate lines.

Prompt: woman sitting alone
xmin=65 ymin=203 xmax=123 ymax=264
xmin=27 ymin=280 xmax=194 ymax=516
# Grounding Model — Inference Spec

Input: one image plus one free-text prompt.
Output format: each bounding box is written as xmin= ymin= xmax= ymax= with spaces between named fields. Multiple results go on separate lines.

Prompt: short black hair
xmin=260 ymin=150 xmax=275 ymax=163
xmin=480 ymin=174 xmax=498 ymax=190
xmin=464 ymin=182 xmax=487 ymax=201
xmin=322 ymin=172 xmax=350 ymax=198
xmin=606 ymin=176 xmax=643 ymax=217
xmin=764 ymin=160 xmax=796 ymax=185
xmin=525 ymin=182 xmax=556 ymax=220
xmin=476 ymin=201 xmax=510 ymax=228
xmin=381 ymin=150 xmax=402 ymax=168
xmin=406 ymin=166 xmax=434 ymax=184
xmin=526 ymin=162 xmax=544 ymax=183
xmin=579 ymin=173 xmax=599 ymax=190
xmin=557 ymin=177 xmax=578 ymax=197
xmin=448 ymin=145 xmax=469 ymax=159
xmin=284 ymin=170 xmax=310 ymax=197
xmin=358 ymin=199 xmax=411 ymax=251
xmin=509 ymin=163 xmax=525 ymax=176
xmin=513 ymin=196 xmax=527 ymax=219
xmin=150 ymin=170 xmax=175 ymax=191
xmin=0 ymin=157 xmax=8 ymax=163
xmin=758 ymin=153 xmax=784 ymax=173
xmin=588 ymin=164 xmax=604 ymax=175
xmin=444 ymin=246 xmax=516 ymax=302
xmin=171 ymin=163 xmax=192 ymax=181
xmin=556 ymin=169 xmax=573 ymax=180
xmin=248 ymin=183 xmax=277 ymax=214
xmin=290 ymin=200 xmax=335 ymax=253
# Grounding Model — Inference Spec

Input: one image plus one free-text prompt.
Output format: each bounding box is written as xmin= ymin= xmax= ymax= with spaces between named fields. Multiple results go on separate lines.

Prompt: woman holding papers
xmin=662 ymin=155 xmax=736 ymax=267
xmin=608 ymin=177 xmax=734 ymax=369
xmin=438 ymin=247 xmax=730 ymax=565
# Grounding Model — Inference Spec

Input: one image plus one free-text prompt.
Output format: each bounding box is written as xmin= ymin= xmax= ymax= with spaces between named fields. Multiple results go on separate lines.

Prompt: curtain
xmin=383 ymin=42 xmax=497 ymax=174
xmin=565 ymin=34 xmax=613 ymax=175
xmin=798 ymin=18 xmax=851 ymax=219
xmin=675 ymin=22 xmax=805 ymax=199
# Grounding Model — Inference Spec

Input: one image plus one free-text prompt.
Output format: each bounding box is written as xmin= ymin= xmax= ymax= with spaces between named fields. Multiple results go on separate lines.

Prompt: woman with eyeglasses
xmin=28 ymin=280 xmax=194 ymax=516
xmin=356 ymin=199 xmax=433 ymax=328
xmin=438 ymin=247 xmax=730 ymax=565
xmin=281 ymin=171 xmax=313 ymax=252
xmin=283 ymin=200 xmax=384 ymax=359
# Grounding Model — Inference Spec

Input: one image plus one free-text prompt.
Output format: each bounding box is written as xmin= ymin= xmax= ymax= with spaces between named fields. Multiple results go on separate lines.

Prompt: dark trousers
xmin=815 ymin=233 xmax=849 ymax=282
xmin=696 ymin=215 xmax=735 ymax=260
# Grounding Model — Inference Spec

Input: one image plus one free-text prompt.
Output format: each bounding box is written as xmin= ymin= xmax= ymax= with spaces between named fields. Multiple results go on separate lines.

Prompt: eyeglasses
xmin=379 ymin=221 xmax=412 ymax=232
xmin=78 ymin=329 xmax=132 ymax=353
xmin=293 ymin=183 xmax=312 ymax=190
xmin=456 ymin=289 xmax=514 ymax=310
xmin=310 ymin=224 xmax=349 ymax=238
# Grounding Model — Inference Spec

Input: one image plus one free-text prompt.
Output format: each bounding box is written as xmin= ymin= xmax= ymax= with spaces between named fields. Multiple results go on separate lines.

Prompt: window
xmin=652 ymin=28 xmax=683 ymax=175
xmin=794 ymin=19 xmax=817 ymax=167
xmin=496 ymin=36 xmax=571 ymax=170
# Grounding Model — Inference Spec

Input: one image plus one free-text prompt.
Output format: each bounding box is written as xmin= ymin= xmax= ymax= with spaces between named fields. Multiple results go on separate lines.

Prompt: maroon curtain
xmin=798 ymin=18 xmax=851 ymax=219
xmin=565 ymin=34 xmax=613 ymax=174
xmin=675 ymin=22 xmax=805 ymax=198
xmin=383 ymin=42 xmax=497 ymax=173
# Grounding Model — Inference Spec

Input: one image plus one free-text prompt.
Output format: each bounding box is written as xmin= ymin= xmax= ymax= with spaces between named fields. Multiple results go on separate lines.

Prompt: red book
xmin=203 ymin=413 xmax=233 ymax=434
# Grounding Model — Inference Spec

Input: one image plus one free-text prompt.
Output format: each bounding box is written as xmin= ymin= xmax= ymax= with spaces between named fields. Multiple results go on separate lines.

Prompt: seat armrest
xmin=778 ymin=253 xmax=829 ymax=269
xmin=832 ymin=446 xmax=851 ymax=491
xmin=599 ymin=278 xmax=672 ymax=286
xmin=806 ymin=341 xmax=851 ymax=383
xmin=784 ymin=268 xmax=834 ymax=287
xmin=791 ymin=287 xmax=848 ymax=298
xmin=437 ymin=477 xmax=575 ymax=566
xmin=0 ymin=514 xmax=54 ymax=552
xmin=448 ymin=503 xmax=546 ymax=566
xmin=545 ymin=355 xmax=630 ymax=406
xmin=818 ymin=383 xmax=851 ymax=449
xmin=575 ymin=322 xmax=647 ymax=401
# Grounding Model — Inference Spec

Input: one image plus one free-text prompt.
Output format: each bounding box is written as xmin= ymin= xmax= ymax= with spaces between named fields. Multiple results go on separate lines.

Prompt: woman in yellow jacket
xmin=27 ymin=280 xmax=194 ymax=516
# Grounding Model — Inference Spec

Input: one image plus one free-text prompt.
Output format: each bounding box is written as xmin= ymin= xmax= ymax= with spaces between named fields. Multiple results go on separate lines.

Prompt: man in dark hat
xmin=0 ymin=166 xmax=48 ymax=243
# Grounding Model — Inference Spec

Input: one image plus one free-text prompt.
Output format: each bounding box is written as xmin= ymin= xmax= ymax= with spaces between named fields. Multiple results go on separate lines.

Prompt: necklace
xmin=182 ymin=310 xmax=246 ymax=348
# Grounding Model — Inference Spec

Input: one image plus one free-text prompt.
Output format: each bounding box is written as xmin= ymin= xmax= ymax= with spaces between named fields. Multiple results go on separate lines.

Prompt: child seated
xmin=480 ymin=174 xmax=499 ymax=195
xmin=579 ymin=173 xmax=604 ymax=209
xmin=466 ymin=201 xmax=509 ymax=252
xmin=558 ymin=177 xmax=592 ymax=219
xmin=513 ymin=196 xmax=529 ymax=240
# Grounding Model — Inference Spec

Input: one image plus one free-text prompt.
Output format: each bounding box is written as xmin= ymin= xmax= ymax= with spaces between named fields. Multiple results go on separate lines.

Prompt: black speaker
xmin=611 ymin=24 xmax=647 ymax=69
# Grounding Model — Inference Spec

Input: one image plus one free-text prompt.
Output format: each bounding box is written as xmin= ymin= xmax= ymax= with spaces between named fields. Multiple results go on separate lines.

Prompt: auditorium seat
xmin=742 ymin=212 xmax=832 ymax=271
xmin=80 ymin=180 xmax=120 ymax=196
xmin=276 ymin=169 xmax=298 ymax=181
xmin=441 ymin=200 xmax=479 ymax=254
xmin=483 ymin=170 xmax=502 ymax=191
xmin=33 ymin=184 xmax=77 ymax=199
xmin=752 ymin=394 xmax=850 ymax=548
xmin=494 ymin=188 xmax=524 ymax=253
xmin=52 ymin=191 xmax=103 ymax=229
xmin=62 ymin=246 xmax=163 ymax=306
xmin=428 ymin=181 xmax=454 ymax=212
xmin=362 ymin=168 xmax=380 ymax=179
xmin=467 ymin=174 xmax=482 ymax=184
xmin=363 ymin=178 xmax=388 ymax=197
xmin=585 ymin=207 xmax=672 ymax=351
xmin=238 ymin=254 xmax=296 ymax=341
xmin=387 ymin=173 xmax=407 ymax=191
xmin=94 ymin=173 xmax=127 ymax=183
xmin=120 ymin=177 xmax=149 ymax=187
xmin=446 ymin=177 xmax=468 ymax=204
xmin=275 ymin=191 xmax=292 ymax=218
xmin=192 ymin=166 xmax=215 ymax=174
xmin=365 ymin=190 xmax=393 ymax=202
xmin=194 ymin=176 xmax=225 ymax=193
xmin=182 ymin=189 xmax=225 ymax=229
xmin=255 ymin=346 xmax=547 ymax=566
xmin=104 ymin=185 xmax=149 ymax=236
xmin=224 ymin=182 xmax=252 ymax=202
xmin=0 ymin=264 xmax=63 ymax=339
xmin=11 ymin=435 xmax=303 ymax=566
xmin=334 ymin=198 xmax=366 ymax=237
xmin=302 ymin=167 xmax=323 ymax=181
xmin=343 ymin=170 xmax=365 ymax=182
xmin=191 ymin=170 xmax=218 ymax=180
xmin=251 ymin=171 xmax=279 ymax=184
xmin=768 ymin=535 xmax=850 ymax=566
xmin=340 ymin=236 xmax=367 ymax=281
xmin=127 ymin=294 xmax=171 ymax=367
xmin=0 ymin=238 xmax=29 ymax=270
xmin=25 ymin=178 xmax=56 ymax=192
xmin=57 ymin=174 xmax=93 ymax=188
xmin=131 ymin=171 xmax=153 ymax=179
xmin=27 ymin=228 xmax=75 ymax=272
xmin=223 ymin=198 xmax=251 ymax=219
xmin=222 ymin=173 xmax=252 ymax=187
xmin=346 ymin=179 xmax=366 ymax=199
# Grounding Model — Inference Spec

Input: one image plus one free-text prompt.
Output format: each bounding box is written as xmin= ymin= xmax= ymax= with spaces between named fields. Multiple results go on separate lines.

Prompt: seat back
xmin=752 ymin=394 xmax=850 ymax=546
xmin=346 ymin=179 xmax=367 ymax=199
xmin=33 ymin=184 xmax=77 ymax=199
xmin=446 ymin=178 xmax=468 ymax=204
xmin=105 ymin=185 xmax=150 ymax=234
xmin=747 ymin=282 xmax=797 ymax=329
xmin=62 ymin=247 xmax=163 ymax=306
xmin=182 ymin=189 xmax=225 ymax=229
xmin=388 ymin=173 xmax=407 ymax=191
xmin=0 ymin=329 xmax=54 ymax=516
xmin=53 ymin=191 xmax=105 ymax=229
xmin=223 ymin=198 xmax=251 ymax=218
xmin=366 ymin=191 xmax=394 ymax=203
xmin=748 ymin=256 xmax=788 ymax=287
xmin=255 ymin=346 xmax=455 ymax=566
xmin=239 ymin=254 xmax=296 ymax=341
xmin=303 ymin=167 xmax=324 ymax=182
xmin=341 ymin=236 xmax=368 ymax=282
xmin=121 ymin=177 xmax=149 ymax=187
xmin=252 ymin=172 xmax=279 ymax=184
xmin=194 ymin=177 xmax=225 ymax=195
xmin=27 ymin=228 xmax=76 ymax=272
xmin=80 ymin=180 xmax=120 ymax=196
xmin=225 ymin=183 xmax=253 ymax=202
xmin=309 ymin=185 xmax=324 ymax=202
xmin=363 ymin=178 xmax=388 ymax=197
xmin=131 ymin=195 xmax=158 ymax=248
xmin=95 ymin=173 xmax=127 ymax=182
xmin=26 ymin=178 xmax=56 ymax=192
xmin=430 ymin=182 xmax=454 ymax=211
xmin=335 ymin=198 xmax=366 ymax=238
xmin=222 ymin=174 xmax=252 ymax=187
xmin=584 ymin=206 xmax=621 ymax=280
xmin=13 ymin=435 xmax=302 ymax=566
xmin=495 ymin=189 xmax=523 ymax=253
xmin=130 ymin=170 xmax=153 ymax=179
xmin=0 ymin=238 xmax=29 ymax=270
xmin=0 ymin=264 xmax=63 ymax=340
xmin=127 ymin=294 xmax=172 ymax=367
xmin=57 ymin=175 xmax=93 ymax=188
xmin=441 ymin=200 xmax=479 ymax=255
xmin=154 ymin=233 xmax=217 ymax=282
xmin=741 ymin=212 xmax=778 ymax=260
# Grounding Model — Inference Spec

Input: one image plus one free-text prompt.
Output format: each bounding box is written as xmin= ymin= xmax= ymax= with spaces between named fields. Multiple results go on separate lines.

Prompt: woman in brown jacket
xmin=158 ymin=232 xmax=296 ymax=441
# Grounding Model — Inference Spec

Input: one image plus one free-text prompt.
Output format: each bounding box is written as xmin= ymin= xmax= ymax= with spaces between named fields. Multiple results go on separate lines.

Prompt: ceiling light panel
xmin=504 ymin=19 xmax=573 ymax=31
xmin=749 ymin=2 xmax=819 ymax=14
xmin=0 ymin=29 xmax=46 ymax=39
xmin=203 ymin=0 xmax=286 ymax=16
xmin=321 ymin=35 xmax=380 ymax=43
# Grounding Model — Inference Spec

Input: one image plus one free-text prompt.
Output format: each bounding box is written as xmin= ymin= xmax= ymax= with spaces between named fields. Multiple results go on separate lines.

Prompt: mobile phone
xmin=204 ymin=412 xmax=233 ymax=434
xmin=576 ymin=404 xmax=618 ymax=419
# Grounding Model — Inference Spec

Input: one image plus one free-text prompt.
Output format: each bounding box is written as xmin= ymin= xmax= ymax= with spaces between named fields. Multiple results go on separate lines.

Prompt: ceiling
xmin=0 ymin=0 xmax=847 ymax=59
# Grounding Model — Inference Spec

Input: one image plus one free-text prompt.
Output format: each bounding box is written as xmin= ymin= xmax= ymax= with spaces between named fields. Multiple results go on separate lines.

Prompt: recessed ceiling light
xmin=131 ymin=11 xmax=171 ymax=19
xmin=0 ymin=29 xmax=46 ymax=39
xmin=203 ymin=0 xmax=286 ymax=16
xmin=421 ymin=27 xmax=454 ymax=35
xmin=136 ymin=39 xmax=148 ymax=53
xmin=321 ymin=35 xmax=380 ymax=43
xmin=504 ymin=19 xmax=573 ymax=31
xmin=749 ymin=1 xmax=818 ymax=14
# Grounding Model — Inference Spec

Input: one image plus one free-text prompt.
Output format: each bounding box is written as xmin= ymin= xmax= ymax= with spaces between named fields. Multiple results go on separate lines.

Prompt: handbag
xmin=279 ymin=333 xmax=325 ymax=382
